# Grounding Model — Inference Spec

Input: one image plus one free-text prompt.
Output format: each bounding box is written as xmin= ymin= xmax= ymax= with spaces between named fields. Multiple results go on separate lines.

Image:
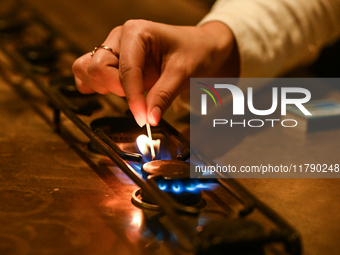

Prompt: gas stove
xmin=0 ymin=0 xmax=304 ymax=254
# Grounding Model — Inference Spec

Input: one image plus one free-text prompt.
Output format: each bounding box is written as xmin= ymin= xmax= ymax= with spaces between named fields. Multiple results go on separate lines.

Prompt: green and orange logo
xmin=196 ymin=82 xmax=222 ymax=115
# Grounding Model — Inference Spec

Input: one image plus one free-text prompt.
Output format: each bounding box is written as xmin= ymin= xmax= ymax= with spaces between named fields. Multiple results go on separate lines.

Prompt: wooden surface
xmin=3 ymin=1 xmax=340 ymax=254
xmin=26 ymin=0 xmax=211 ymax=52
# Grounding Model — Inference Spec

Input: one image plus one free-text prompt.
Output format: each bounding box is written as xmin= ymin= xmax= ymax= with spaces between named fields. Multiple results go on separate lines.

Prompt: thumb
xmin=146 ymin=68 xmax=187 ymax=125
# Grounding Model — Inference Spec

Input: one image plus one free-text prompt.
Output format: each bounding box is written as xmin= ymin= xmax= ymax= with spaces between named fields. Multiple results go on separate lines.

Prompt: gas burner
xmin=16 ymin=45 xmax=58 ymax=74
xmin=132 ymin=160 xmax=205 ymax=209
xmin=50 ymin=76 xmax=85 ymax=97
xmin=86 ymin=117 xmax=143 ymax=163
xmin=49 ymin=76 xmax=102 ymax=116
xmin=87 ymin=117 xmax=179 ymax=163
xmin=196 ymin=218 xmax=265 ymax=255
xmin=90 ymin=117 xmax=143 ymax=143
xmin=19 ymin=45 xmax=58 ymax=64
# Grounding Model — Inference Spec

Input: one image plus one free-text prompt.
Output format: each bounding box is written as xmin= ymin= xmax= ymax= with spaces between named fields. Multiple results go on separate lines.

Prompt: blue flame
xmin=195 ymin=183 xmax=216 ymax=189
xmin=185 ymin=183 xmax=197 ymax=192
xmin=158 ymin=181 xmax=167 ymax=191
xmin=157 ymin=179 xmax=217 ymax=194
xmin=171 ymin=182 xmax=184 ymax=193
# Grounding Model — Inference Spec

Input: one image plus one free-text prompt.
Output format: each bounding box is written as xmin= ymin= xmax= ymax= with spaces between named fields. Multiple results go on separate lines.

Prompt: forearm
xmin=199 ymin=21 xmax=240 ymax=77
xmin=199 ymin=0 xmax=340 ymax=77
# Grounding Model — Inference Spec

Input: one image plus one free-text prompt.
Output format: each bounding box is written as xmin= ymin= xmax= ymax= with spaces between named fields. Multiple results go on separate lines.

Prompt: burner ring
xmin=131 ymin=189 xmax=161 ymax=211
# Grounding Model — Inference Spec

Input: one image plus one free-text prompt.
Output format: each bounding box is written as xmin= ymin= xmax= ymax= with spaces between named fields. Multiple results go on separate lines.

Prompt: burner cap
xmin=142 ymin=160 xmax=191 ymax=179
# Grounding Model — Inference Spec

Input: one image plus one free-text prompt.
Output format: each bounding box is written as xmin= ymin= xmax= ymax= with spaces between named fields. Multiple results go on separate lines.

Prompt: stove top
xmin=1 ymin=0 xmax=340 ymax=255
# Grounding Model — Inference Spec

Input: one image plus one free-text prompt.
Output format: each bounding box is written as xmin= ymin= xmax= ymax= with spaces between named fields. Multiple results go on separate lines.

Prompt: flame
xmin=136 ymin=135 xmax=160 ymax=162
xmin=156 ymin=179 xmax=218 ymax=194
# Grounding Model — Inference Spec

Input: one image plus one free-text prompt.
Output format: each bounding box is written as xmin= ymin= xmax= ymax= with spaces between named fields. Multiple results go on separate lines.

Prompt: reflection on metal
xmin=131 ymin=189 xmax=161 ymax=211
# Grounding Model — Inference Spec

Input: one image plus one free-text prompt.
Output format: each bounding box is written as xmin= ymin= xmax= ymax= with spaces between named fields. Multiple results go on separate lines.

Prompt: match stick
xmin=146 ymin=123 xmax=156 ymax=160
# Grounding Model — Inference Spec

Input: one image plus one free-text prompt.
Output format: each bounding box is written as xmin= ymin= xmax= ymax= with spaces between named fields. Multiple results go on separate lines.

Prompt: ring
xmin=90 ymin=45 xmax=119 ymax=59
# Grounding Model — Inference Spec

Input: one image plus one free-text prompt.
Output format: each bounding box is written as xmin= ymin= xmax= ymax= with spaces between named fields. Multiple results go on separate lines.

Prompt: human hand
xmin=72 ymin=20 xmax=239 ymax=127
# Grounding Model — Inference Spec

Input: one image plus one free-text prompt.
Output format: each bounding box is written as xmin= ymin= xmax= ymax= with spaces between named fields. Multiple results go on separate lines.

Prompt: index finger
xmin=119 ymin=20 xmax=152 ymax=127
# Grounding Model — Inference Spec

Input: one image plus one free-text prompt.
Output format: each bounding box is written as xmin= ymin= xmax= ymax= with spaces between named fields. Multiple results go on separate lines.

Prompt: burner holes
xmin=109 ymin=135 xmax=134 ymax=143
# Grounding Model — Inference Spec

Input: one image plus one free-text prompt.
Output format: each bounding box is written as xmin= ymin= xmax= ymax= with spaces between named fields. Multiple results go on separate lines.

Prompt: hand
xmin=72 ymin=20 xmax=239 ymax=126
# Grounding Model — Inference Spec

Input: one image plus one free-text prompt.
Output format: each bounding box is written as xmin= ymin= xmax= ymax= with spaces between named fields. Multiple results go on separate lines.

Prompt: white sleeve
xmin=198 ymin=0 xmax=340 ymax=77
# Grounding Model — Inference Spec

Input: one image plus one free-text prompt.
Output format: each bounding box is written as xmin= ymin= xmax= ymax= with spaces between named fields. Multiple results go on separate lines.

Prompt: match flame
xmin=136 ymin=135 xmax=160 ymax=162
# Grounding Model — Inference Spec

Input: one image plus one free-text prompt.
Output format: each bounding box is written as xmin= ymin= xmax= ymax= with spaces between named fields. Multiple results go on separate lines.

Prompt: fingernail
xmin=148 ymin=106 xmax=162 ymax=125
xmin=136 ymin=114 xmax=146 ymax=128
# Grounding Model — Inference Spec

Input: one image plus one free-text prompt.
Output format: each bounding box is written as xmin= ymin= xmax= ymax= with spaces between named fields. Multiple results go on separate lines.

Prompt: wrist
xmin=199 ymin=21 xmax=240 ymax=77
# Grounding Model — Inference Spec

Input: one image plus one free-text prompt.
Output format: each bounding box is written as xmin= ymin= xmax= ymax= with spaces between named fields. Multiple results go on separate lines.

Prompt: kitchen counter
xmin=1 ymin=1 xmax=340 ymax=254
